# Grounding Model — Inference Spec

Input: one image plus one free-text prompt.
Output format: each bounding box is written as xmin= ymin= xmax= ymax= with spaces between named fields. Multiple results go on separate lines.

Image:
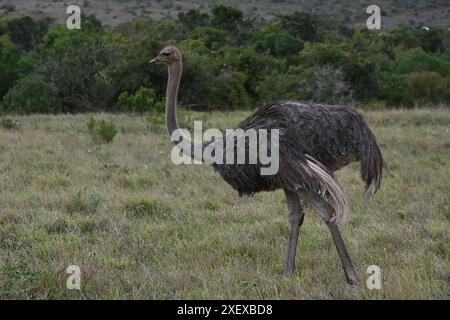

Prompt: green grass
xmin=0 ymin=109 xmax=449 ymax=299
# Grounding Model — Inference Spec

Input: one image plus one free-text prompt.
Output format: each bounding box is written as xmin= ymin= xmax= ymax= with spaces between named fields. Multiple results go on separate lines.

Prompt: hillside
xmin=1 ymin=0 xmax=449 ymax=29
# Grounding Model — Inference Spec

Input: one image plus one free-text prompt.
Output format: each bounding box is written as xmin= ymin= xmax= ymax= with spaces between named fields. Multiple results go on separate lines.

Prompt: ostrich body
xmin=150 ymin=46 xmax=384 ymax=284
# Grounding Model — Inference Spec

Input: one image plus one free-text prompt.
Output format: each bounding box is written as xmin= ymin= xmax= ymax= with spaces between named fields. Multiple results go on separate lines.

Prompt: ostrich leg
xmin=308 ymin=195 xmax=360 ymax=285
xmin=326 ymin=222 xmax=359 ymax=284
xmin=283 ymin=189 xmax=305 ymax=276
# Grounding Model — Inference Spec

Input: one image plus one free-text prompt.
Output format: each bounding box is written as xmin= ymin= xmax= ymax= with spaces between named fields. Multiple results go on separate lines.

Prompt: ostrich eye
xmin=162 ymin=51 xmax=170 ymax=56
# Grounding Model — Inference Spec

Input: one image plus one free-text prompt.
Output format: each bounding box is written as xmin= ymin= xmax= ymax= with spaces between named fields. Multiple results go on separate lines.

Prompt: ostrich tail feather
xmin=304 ymin=155 xmax=349 ymax=224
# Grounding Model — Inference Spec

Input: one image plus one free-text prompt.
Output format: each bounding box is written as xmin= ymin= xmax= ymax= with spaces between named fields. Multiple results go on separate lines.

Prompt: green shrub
xmin=211 ymin=5 xmax=243 ymax=32
xmin=145 ymin=112 xmax=165 ymax=126
xmin=1 ymin=74 xmax=61 ymax=114
xmin=97 ymin=120 xmax=118 ymax=143
xmin=67 ymin=189 xmax=102 ymax=214
xmin=253 ymin=30 xmax=304 ymax=57
xmin=0 ymin=34 xmax=23 ymax=98
xmin=190 ymin=27 xmax=228 ymax=49
xmin=86 ymin=115 xmax=96 ymax=133
xmin=178 ymin=9 xmax=210 ymax=29
xmin=256 ymin=72 xmax=301 ymax=104
xmin=402 ymin=71 xmax=449 ymax=105
xmin=86 ymin=116 xmax=118 ymax=144
xmin=212 ymin=71 xmax=251 ymax=110
xmin=378 ymin=72 xmax=407 ymax=106
xmin=118 ymin=87 xmax=158 ymax=113
xmin=394 ymin=48 xmax=450 ymax=76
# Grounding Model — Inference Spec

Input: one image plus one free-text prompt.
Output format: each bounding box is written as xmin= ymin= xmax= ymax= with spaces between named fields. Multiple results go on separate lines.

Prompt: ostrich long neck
xmin=165 ymin=62 xmax=182 ymax=136
xmin=166 ymin=59 xmax=204 ymax=161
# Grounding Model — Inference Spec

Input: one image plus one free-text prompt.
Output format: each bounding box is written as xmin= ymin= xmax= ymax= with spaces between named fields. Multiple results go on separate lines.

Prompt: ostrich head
xmin=149 ymin=46 xmax=181 ymax=65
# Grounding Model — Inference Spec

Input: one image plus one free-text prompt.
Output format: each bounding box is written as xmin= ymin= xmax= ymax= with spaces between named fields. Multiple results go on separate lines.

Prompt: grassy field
xmin=0 ymin=109 xmax=448 ymax=299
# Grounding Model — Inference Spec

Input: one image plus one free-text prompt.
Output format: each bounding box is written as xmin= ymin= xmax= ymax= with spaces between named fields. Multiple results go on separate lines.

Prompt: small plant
xmin=0 ymin=117 xmax=21 ymax=130
xmin=97 ymin=120 xmax=118 ymax=143
xmin=87 ymin=115 xmax=96 ymax=133
xmin=67 ymin=189 xmax=103 ymax=214
xmin=86 ymin=116 xmax=118 ymax=144
xmin=123 ymin=199 xmax=170 ymax=218
xmin=143 ymin=99 xmax=166 ymax=134
xmin=145 ymin=112 xmax=165 ymax=126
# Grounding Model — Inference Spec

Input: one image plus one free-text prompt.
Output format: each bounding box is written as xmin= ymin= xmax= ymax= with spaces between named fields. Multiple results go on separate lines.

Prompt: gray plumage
xmin=212 ymin=101 xmax=383 ymax=222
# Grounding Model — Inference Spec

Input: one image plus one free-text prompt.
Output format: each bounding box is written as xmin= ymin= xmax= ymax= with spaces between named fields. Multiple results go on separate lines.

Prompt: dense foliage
xmin=0 ymin=6 xmax=449 ymax=114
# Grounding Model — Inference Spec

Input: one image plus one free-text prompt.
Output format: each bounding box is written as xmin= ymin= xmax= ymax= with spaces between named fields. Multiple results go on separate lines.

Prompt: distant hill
xmin=1 ymin=0 xmax=449 ymax=29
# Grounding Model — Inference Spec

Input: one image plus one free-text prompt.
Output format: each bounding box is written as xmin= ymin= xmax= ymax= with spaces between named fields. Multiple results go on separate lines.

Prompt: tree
xmin=37 ymin=26 xmax=113 ymax=112
xmin=299 ymin=43 xmax=350 ymax=68
xmin=5 ymin=16 xmax=51 ymax=51
xmin=190 ymin=27 xmax=228 ymax=49
xmin=212 ymin=5 xmax=243 ymax=32
xmin=394 ymin=48 xmax=450 ymax=76
xmin=216 ymin=46 xmax=287 ymax=98
xmin=279 ymin=12 xmax=321 ymax=42
xmin=178 ymin=9 xmax=210 ymax=30
xmin=211 ymin=5 xmax=253 ymax=44
xmin=0 ymin=35 xmax=22 ymax=98
xmin=253 ymin=30 xmax=304 ymax=57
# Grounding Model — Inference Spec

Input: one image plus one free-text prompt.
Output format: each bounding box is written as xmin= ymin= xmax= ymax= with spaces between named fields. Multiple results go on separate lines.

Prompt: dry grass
xmin=0 ymin=109 xmax=449 ymax=299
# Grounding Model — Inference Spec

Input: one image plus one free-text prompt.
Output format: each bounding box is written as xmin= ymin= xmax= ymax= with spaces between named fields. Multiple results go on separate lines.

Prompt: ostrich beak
xmin=149 ymin=56 xmax=161 ymax=64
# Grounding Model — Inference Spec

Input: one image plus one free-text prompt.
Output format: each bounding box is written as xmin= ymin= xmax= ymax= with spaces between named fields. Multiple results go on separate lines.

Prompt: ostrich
xmin=150 ymin=46 xmax=384 ymax=284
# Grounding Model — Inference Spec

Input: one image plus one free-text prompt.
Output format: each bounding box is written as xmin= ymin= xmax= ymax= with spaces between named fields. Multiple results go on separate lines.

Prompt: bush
xmin=67 ymin=189 xmax=102 ymax=214
xmin=280 ymin=12 xmax=321 ymax=42
xmin=256 ymin=66 xmax=352 ymax=105
xmin=253 ymin=30 xmax=304 ymax=57
xmin=216 ymin=46 xmax=287 ymax=98
xmin=256 ymin=72 xmax=302 ymax=104
xmin=402 ymin=71 xmax=449 ymax=106
xmin=299 ymin=43 xmax=350 ymax=69
xmin=118 ymin=87 xmax=159 ymax=113
xmin=378 ymin=72 xmax=406 ymax=106
xmin=190 ymin=27 xmax=228 ymax=49
xmin=1 ymin=74 xmax=61 ymax=114
xmin=0 ymin=35 xmax=23 ymax=98
xmin=212 ymin=71 xmax=251 ymax=109
xmin=87 ymin=116 xmax=118 ymax=143
xmin=298 ymin=66 xmax=353 ymax=104
xmin=178 ymin=9 xmax=210 ymax=29
xmin=394 ymin=48 xmax=450 ymax=76
xmin=211 ymin=5 xmax=243 ymax=32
